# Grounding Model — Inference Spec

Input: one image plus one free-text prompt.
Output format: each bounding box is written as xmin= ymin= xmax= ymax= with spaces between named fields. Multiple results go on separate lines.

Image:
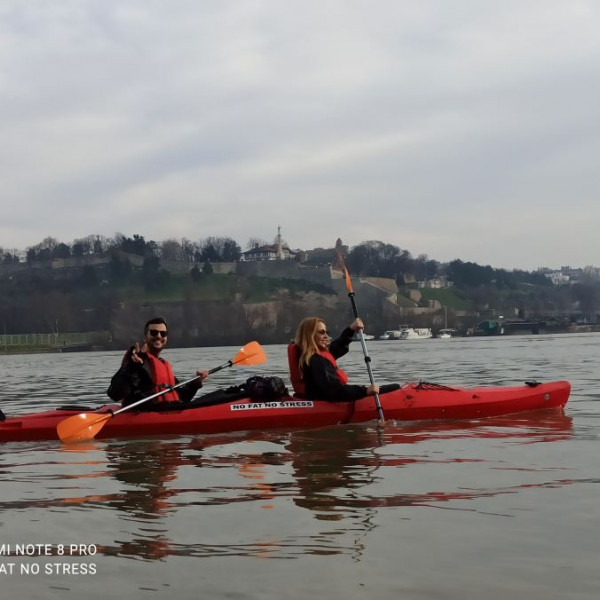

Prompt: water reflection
xmin=105 ymin=441 xmax=182 ymax=517
xmin=0 ymin=410 xmax=574 ymax=561
xmin=99 ymin=441 xmax=188 ymax=560
xmin=287 ymin=412 xmax=574 ymax=514
xmin=2 ymin=339 xmax=596 ymax=599
xmin=55 ymin=411 xmax=570 ymax=561
xmin=286 ymin=425 xmax=385 ymax=520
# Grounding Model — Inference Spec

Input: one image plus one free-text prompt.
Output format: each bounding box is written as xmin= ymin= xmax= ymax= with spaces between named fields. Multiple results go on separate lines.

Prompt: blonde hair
xmin=294 ymin=317 xmax=326 ymax=376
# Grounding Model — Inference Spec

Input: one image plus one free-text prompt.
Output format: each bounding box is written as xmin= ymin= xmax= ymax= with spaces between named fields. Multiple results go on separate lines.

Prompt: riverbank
xmin=1 ymin=326 xmax=597 ymax=355
xmin=0 ymin=331 xmax=110 ymax=355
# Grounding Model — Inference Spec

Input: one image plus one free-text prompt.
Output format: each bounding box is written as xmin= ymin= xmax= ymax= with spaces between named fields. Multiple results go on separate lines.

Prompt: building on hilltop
xmin=543 ymin=266 xmax=600 ymax=286
xmin=545 ymin=271 xmax=571 ymax=286
xmin=241 ymin=243 xmax=297 ymax=261
xmin=417 ymin=275 xmax=454 ymax=289
xmin=300 ymin=238 xmax=348 ymax=267
xmin=240 ymin=226 xmax=298 ymax=262
xmin=239 ymin=230 xmax=350 ymax=265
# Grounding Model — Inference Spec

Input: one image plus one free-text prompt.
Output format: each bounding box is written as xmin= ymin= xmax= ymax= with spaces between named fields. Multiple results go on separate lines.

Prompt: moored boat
xmin=0 ymin=380 xmax=570 ymax=443
xmin=379 ymin=330 xmax=402 ymax=340
xmin=352 ymin=332 xmax=375 ymax=341
xmin=400 ymin=327 xmax=433 ymax=340
xmin=437 ymin=328 xmax=460 ymax=339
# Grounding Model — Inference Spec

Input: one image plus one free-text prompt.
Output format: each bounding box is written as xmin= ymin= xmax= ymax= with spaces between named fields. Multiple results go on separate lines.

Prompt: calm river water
xmin=1 ymin=333 xmax=599 ymax=599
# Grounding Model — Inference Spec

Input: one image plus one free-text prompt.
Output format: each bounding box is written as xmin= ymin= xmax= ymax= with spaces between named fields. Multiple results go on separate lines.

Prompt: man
xmin=107 ymin=317 xmax=208 ymax=409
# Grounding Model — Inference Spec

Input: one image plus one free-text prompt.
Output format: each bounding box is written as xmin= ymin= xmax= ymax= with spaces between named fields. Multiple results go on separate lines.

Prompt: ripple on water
xmin=1 ymin=336 xmax=599 ymax=598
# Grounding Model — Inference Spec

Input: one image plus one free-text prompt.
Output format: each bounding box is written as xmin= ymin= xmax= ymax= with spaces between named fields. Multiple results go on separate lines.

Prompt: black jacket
xmin=107 ymin=347 xmax=202 ymax=408
xmin=304 ymin=328 xmax=368 ymax=402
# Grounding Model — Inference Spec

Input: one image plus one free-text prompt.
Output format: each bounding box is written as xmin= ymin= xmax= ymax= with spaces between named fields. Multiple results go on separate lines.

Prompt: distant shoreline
xmin=1 ymin=327 xmax=597 ymax=356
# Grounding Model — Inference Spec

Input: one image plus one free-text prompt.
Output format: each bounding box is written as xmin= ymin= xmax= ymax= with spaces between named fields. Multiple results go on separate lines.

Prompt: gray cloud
xmin=1 ymin=0 xmax=599 ymax=269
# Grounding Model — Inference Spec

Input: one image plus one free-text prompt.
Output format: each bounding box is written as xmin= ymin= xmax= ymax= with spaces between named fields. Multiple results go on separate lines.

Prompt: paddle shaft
xmin=347 ymin=290 xmax=385 ymax=422
xmin=109 ymin=359 xmax=234 ymax=418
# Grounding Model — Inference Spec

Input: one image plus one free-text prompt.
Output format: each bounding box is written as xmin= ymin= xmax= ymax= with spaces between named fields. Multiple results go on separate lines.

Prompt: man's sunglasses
xmin=148 ymin=329 xmax=168 ymax=338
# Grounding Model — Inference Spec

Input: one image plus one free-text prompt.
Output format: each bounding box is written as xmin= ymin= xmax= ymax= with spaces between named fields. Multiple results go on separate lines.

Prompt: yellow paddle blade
xmin=57 ymin=412 xmax=113 ymax=443
xmin=232 ymin=341 xmax=267 ymax=366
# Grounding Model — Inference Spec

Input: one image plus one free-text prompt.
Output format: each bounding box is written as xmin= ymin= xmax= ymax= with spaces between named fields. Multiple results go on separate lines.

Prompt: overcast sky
xmin=1 ymin=1 xmax=599 ymax=270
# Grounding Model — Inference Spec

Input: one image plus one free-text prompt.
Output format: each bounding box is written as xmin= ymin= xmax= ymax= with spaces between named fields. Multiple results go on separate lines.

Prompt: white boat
xmin=399 ymin=327 xmax=433 ymax=340
xmin=378 ymin=330 xmax=402 ymax=340
xmin=352 ymin=333 xmax=375 ymax=341
xmin=437 ymin=328 xmax=459 ymax=339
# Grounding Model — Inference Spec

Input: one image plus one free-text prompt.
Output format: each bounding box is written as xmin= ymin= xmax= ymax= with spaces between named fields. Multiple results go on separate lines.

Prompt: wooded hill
xmin=0 ymin=235 xmax=597 ymax=348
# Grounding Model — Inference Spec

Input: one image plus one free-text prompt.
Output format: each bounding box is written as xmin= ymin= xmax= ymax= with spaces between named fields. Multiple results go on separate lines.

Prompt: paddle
xmin=337 ymin=254 xmax=385 ymax=423
xmin=57 ymin=341 xmax=267 ymax=443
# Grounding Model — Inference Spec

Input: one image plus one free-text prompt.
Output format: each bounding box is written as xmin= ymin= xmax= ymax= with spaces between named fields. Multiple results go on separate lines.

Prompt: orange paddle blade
xmin=336 ymin=252 xmax=354 ymax=293
xmin=232 ymin=341 xmax=266 ymax=366
xmin=57 ymin=412 xmax=112 ymax=443
xmin=343 ymin=267 xmax=353 ymax=293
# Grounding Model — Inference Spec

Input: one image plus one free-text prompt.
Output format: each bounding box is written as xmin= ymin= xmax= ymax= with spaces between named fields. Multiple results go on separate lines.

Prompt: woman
xmin=288 ymin=316 xmax=379 ymax=402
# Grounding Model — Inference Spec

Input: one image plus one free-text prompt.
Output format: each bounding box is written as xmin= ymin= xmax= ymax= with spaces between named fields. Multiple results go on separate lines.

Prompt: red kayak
xmin=0 ymin=380 xmax=570 ymax=443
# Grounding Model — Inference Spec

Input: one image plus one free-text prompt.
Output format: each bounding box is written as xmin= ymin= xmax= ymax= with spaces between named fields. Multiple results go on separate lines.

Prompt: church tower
xmin=276 ymin=226 xmax=284 ymax=260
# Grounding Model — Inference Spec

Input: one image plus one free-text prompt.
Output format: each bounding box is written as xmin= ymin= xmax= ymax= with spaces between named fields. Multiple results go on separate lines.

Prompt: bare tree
xmin=246 ymin=237 xmax=268 ymax=250
xmin=161 ymin=238 xmax=183 ymax=261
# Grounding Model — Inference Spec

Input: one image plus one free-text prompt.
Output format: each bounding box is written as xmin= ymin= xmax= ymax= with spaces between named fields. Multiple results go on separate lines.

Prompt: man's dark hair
xmin=144 ymin=316 xmax=167 ymax=334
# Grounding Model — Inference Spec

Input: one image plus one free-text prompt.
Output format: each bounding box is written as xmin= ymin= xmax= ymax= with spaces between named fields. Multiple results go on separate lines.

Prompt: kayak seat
xmin=193 ymin=386 xmax=249 ymax=407
xmin=123 ymin=386 xmax=252 ymax=413
xmin=57 ymin=404 xmax=102 ymax=411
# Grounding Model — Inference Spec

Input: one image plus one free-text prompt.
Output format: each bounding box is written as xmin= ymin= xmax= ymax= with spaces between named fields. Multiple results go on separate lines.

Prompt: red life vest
xmin=145 ymin=353 xmax=180 ymax=403
xmin=287 ymin=344 xmax=306 ymax=396
xmin=287 ymin=343 xmax=348 ymax=396
xmin=319 ymin=350 xmax=349 ymax=385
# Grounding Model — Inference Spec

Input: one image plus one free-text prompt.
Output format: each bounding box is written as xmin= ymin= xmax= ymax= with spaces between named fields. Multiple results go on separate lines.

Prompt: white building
xmin=545 ymin=271 xmax=570 ymax=286
xmin=240 ymin=227 xmax=297 ymax=261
